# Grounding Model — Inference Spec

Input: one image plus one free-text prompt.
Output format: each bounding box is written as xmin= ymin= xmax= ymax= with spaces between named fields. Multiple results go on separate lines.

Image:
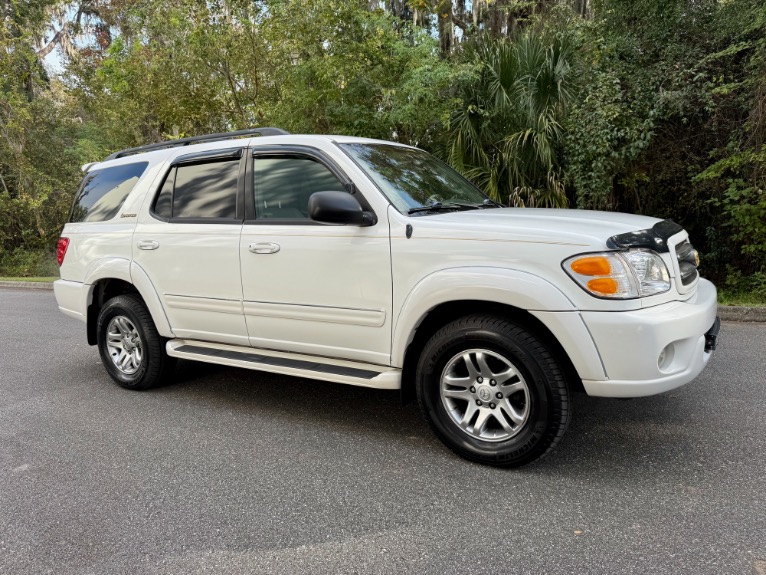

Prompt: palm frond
xmin=448 ymin=28 xmax=575 ymax=209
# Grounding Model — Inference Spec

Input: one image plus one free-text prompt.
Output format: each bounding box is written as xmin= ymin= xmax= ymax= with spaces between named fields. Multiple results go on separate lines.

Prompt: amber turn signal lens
xmin=570 ymin=256 xmax=611 ymax=276
xmin=587 ymin=278 xmax=619 ymax=295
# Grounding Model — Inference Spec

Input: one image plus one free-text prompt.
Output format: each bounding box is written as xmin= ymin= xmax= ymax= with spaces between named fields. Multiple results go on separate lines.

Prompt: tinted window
xmin=70 ymin=162 xmax=148 ymax=222
xmin=254 ymin=156 xmax=344 ymax=220
xmin=172 ymin=160 xmax=239 ymax=219
xmin=152 ymin=167 xmax=175 ymax=219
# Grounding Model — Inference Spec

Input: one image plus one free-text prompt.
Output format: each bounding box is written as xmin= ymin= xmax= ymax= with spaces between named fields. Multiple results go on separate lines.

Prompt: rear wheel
xmin=96 ymin=294 xmax=175 ymax=390
xmin=416 ymin=314 xmax=571 ymax=467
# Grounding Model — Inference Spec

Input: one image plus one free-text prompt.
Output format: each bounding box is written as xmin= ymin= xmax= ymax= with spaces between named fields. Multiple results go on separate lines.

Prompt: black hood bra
xmin=606 ymin=220 xmax=684 ymax=253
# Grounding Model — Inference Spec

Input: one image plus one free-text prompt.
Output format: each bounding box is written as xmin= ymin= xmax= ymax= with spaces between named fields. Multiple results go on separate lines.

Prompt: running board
xmin=166 ymin=340 xmax=401 ymax=390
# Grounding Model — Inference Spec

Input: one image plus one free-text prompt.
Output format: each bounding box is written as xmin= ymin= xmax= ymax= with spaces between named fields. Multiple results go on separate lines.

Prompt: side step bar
xmin=166 ymin=340 xmax=401 ymax=390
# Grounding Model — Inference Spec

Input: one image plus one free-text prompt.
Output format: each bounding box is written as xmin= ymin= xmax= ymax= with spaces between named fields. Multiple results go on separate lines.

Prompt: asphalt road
xmin=1 ymin=289 xmax=764 ymax=575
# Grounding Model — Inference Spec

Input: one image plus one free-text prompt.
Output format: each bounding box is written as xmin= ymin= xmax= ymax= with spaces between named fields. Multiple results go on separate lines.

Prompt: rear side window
xmin=69 ymin=162 xmax=148 ymax=222
xmin=152 ymin=159 xmax=240 ymax=220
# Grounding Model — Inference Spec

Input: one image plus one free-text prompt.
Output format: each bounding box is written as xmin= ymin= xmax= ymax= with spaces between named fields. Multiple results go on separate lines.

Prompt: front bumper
xmin=581 ymin=278 xmax=718 ymax=398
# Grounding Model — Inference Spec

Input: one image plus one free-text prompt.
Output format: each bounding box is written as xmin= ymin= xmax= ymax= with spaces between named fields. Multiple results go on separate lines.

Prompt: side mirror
xmin=308 ymin=191 xmax=376 ymax=226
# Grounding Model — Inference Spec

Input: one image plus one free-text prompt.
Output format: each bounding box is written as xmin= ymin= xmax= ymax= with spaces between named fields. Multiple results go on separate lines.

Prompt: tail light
xmin=56 ymin=237 xmax=70 ymax=266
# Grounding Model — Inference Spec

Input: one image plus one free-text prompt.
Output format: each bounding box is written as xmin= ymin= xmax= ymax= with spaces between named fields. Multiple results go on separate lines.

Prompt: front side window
xmin=254 ymin=156 xmax=344 ymax=220
xmin=70 ymin=162 xmax=148 ymax=222
xmin=152 ymin=159 xmax=239 ymax=220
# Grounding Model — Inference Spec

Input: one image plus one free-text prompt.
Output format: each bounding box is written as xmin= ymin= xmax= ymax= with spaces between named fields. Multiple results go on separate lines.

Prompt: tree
xmin=0 ymin=0 xmax=85 ymax=269
xmin=447 ymin=29 xmax=575 ymax=206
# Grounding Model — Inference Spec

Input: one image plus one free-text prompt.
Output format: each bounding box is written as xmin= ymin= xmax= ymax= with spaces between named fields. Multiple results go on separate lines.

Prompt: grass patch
xmin=717 ymin=271 xmax=766 ymax=307
xmin=0 ymin=276 xmax=57 ymax=283
xmin=0 ymin=248 xmax=59 ymax=277
xmin=718 ymin=290 xmax=766 ymax=307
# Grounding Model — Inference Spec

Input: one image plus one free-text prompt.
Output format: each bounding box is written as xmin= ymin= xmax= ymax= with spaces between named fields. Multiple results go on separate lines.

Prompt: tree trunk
xmin=437 ymin=0 xmax=453 ymax=55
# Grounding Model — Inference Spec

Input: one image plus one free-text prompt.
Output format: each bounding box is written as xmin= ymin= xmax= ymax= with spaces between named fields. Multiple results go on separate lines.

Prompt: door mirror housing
xmin=309 ymin=191 xmax=376 ymax=226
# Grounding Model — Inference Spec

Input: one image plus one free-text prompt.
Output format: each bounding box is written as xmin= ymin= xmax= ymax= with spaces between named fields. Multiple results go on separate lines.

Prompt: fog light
xmin=658 ymin=344 xmax=675 ymax=371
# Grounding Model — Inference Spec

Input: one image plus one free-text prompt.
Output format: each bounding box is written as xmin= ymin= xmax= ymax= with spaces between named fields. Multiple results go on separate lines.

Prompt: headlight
xmin=563 ymin=250 xmax=671 ymax=299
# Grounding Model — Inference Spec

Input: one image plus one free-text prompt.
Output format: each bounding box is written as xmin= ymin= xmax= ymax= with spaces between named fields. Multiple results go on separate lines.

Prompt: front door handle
xmin=249 ymin=242 xmax=280 ymax=254
xmin=137 ymin=240 xmax=160 ymax=250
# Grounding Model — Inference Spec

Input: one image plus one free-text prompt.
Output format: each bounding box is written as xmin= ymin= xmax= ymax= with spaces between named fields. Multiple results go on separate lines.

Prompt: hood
xmin=408 ymin=208 xmax=665 ymax=250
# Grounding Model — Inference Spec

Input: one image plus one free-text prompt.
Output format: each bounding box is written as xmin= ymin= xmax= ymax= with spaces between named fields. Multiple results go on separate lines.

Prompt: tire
xmin=96 ymin=294 xmax=176 ymax=390
xmin=416 ymin=314 xmax=571 ymax=467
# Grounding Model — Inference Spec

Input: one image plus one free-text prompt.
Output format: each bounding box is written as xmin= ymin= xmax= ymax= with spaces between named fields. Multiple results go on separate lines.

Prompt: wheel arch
xmin=86 ymin=278 xmax=139 ymax=345
xmin=399 ymin=300 xmax=586 ymax=404
xmin=85 ymin=262 xmax=173 ymax=345
xmin=393 ymin=268 xmax=599 ymax=404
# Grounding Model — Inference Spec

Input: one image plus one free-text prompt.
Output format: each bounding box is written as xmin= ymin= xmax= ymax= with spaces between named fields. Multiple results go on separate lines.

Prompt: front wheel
xmin=96 ymin=294 xmax=176 ymax=390
xmin=416 ymin=315 xmax=571 ymax=467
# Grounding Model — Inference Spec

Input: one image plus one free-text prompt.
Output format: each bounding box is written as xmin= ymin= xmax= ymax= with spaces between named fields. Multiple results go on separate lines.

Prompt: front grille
xmin=675 ymin=240 xmax=699 ymax=286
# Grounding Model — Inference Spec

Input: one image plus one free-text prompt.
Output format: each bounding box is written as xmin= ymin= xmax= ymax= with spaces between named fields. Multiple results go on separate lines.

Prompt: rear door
xmin=133 ymin=148 xmax=248 ymax=346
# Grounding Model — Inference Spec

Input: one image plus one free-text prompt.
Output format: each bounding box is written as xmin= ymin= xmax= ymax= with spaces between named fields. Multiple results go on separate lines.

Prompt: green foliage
xmin=563 ymin=0 xmax=716 ymax=213
xmin=697 ymin=148 xmax=766 ymax=274
xmin=448 ymin=29 xmax=575 ymax=206
xmin=692 ymin=0 xmax=766 ymax=278
xmin=718 ymin=270 xmax=766 ymax=306
xmin=562 ymin=44 xmax=655 ymax=210
xmin=1 ymin=2 xmax=87 ymax=256
xmin=2 ymin=0 xmax=766 ymax=298
xmin=718 ymin=179 xmax=766 ymax=258
xmin=73 ymin=5 xmax=250 ymax=149
xmin=69 ymin=0 xmax=459 ymax=152
xmin=264 ymin=1 xmax=458 ymax=147
xmin=557 ymin=0 xmax=766 ymax=290
xmin=0 ymin=248 xmax=58 ymax=277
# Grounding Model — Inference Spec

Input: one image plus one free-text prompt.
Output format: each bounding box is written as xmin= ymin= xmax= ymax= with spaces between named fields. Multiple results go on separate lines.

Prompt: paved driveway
xmin=1 ymin=289 xmax=764 ymax=574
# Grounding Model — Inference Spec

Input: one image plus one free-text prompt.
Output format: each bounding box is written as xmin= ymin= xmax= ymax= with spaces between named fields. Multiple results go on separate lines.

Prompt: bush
xmin=718 ymin=270 xmax=766 ymax=306
xmin=0 ymin=248 xmax=59 ymax=278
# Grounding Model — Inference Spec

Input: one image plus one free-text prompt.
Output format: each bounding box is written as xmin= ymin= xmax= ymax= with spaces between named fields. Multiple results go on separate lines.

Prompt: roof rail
xmin=104 ymin=127 xmax=289 ymax=160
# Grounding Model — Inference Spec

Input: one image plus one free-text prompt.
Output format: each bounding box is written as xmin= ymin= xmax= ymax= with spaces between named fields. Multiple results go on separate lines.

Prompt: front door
xmin=239 ymin=147 xmax=392 ymax=366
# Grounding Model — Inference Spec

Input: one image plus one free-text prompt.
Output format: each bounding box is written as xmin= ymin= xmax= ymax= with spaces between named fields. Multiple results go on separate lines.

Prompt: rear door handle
xmin=249 ymin=242 xmax=280 ymax=254
xmin=137 ymin=240 xmax=160 ymax=250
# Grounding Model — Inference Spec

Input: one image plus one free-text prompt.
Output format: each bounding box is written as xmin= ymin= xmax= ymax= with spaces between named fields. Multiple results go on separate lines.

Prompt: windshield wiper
xmin=407 ymin=202 xmax=484 ymax=215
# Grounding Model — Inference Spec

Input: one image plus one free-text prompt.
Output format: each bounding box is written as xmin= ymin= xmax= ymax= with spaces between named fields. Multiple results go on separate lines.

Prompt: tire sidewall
xmin=417 ymin=322 xmax=558 ymax=465
xmin=96 ymin=297 xmax=153 ymax=390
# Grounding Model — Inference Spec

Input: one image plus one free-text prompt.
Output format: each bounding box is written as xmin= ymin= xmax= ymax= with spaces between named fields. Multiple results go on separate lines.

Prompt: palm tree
xmin=448 ymin=30 xmax=574 ymax=207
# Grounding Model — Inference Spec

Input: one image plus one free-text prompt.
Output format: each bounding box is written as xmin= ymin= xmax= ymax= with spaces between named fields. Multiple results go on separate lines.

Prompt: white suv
xmin=54 ymin=128 xmax=720 ymax=467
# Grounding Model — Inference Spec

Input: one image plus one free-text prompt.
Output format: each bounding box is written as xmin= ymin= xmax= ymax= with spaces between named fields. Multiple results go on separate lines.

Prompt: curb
xmin=2 ymin=280 xmax=765 ymax=322
xmin=718 ymin=305 xmax=766 ymax=323
xmin=0 ymin=281 xmax=54 ymax=290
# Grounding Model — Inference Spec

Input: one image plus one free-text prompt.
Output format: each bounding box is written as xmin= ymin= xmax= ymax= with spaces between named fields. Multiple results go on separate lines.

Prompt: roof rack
xmin=104 ymin=127 xmax=289 ymax=160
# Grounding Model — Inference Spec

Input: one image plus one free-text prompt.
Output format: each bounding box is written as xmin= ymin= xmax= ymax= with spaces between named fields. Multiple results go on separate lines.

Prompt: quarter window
xmin=70 ymin=162 xmax=148 ymax=222
xmin=153 ymin=167 xmax=174 ymax=219
xmin=254 ymin=156 xmax=344 ymax=220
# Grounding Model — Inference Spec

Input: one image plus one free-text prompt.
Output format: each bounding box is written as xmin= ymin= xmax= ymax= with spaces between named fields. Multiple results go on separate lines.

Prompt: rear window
xmin=69 ymin=162 xmax=148 ymax=222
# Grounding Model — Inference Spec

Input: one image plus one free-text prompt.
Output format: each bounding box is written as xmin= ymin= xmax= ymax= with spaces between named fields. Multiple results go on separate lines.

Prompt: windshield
xmin=339 ymin=143 xmax=490 ymax=214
